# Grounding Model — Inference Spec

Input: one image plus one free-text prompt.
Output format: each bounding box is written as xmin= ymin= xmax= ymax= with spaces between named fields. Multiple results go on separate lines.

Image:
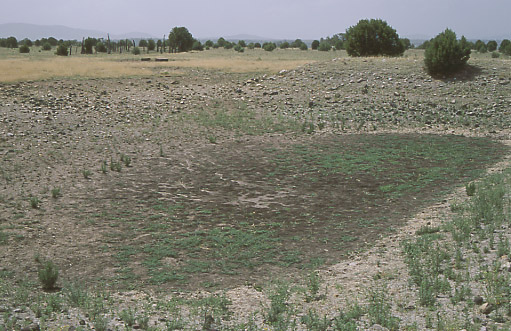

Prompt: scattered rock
xmin=474 ymin=295 xmax=484 ymax=305
xmin=21 ymin=324 xmax=40 ymax=331
xmin=480 ymin=302 xmax=494 ymax=315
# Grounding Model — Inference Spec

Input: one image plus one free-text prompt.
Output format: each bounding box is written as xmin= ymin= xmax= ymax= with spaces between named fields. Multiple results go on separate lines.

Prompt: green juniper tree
xmin=168 ymin=27 xmax=195 ymax=53
xmin=345 ymin=19 xmax=404 ymax=57
xmin=424 ymin=28 xmax=471 ymax=76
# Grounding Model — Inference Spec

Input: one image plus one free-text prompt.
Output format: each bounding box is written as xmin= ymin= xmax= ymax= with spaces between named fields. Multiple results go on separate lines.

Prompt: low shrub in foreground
xmin=38 ymin=260 xmax=59 ymax=290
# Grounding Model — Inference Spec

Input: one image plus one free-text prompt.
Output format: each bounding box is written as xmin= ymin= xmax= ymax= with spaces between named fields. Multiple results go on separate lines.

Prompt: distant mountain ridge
xmin=0 ymin=23 xmax=156 ymax=40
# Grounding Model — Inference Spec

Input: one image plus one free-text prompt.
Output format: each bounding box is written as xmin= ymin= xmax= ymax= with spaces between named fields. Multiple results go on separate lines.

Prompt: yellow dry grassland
xmin=0 ymin=48 xmax=338 ymax=82
xmin=0 ymin=57 xmax=152 ymax=82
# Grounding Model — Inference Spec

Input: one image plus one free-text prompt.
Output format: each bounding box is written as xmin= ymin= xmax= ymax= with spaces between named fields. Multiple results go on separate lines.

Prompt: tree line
xmin=417 ymin=37 xmax=511 ymax=56
xmin=2 ymin=21 xmax=510 ymax=76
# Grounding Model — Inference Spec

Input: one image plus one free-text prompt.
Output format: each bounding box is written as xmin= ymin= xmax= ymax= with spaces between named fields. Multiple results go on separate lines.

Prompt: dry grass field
xmin=0 ymin=47 xmax=343 ymax=82
xmin=1 ymin=45 xmax=511 ymax=330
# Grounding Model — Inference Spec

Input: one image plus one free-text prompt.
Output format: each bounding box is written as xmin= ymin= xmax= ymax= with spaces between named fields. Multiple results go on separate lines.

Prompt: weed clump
xmin=30 ymin=196 xmax=40 ymax=209
xmin=37 ymin=259 xmax=59 ymax=291
xmin=51 ymin=187 xmax=61 ymax=198
xmin=466 ymin=182 xmax=476 ymax=196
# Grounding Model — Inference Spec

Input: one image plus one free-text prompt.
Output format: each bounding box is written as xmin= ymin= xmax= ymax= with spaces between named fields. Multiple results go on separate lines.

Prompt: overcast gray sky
xmin=1 ymin=0 xmax=510 ymax=39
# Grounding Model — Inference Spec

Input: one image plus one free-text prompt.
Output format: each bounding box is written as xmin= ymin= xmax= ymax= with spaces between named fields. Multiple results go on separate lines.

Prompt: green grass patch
xmin=187 ymin=101 xmax=302 ymax=135
xmin=268 ymin=134 xmax=504 ymax=198
xmin=95 ymin=133 xmax=507 ymax=290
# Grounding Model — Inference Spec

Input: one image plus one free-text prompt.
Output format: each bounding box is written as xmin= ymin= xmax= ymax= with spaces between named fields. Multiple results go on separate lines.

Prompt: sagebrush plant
xmin=120 ymin=154 xmax=131 ymax=167
xmin=0 ymin=230 xmax=8 ymax=245
xmin=305 ymin=270 xmax=321 ymax=302
xmin=30 ymin=196 xmax=40 ymax=209
xmin=51 ymin=187 xmax=61 ymax=198
xmin=119 ymin=307 xmax=137 ymax=326
xmin=466 ymin=182 xmax=476 ymax=196
xmin=37 ymin=260 xmax=59 ymax=290
xmin=93 ymin=315 xmax=109 ymax=331
xmin=100 ymin=161 xmax=108 ymax=174
xmin=300 ymin=309 xmax=332 ymax=330
xmin=265 ymin=283 xmax=291 ymax=324
xmin=82 ymin=169 xmax=92 ymax=179
xmin=110 ymin=158 xmax=122 ymax=172
xmin=65 ymin=282 xmax=89 ymax=308
xmin=367 ymin=285 xmax=400 ymax=330
xmin=424 ymin=29 xmax=471 ymax=76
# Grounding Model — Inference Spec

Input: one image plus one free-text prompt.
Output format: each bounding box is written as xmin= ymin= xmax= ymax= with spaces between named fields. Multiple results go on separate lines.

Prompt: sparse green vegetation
xmin=51 ymin=187 xmax=61 ymax=198
xmin=1 ymin=38 xmax=511 ymax=330
xmin=82 ymin=169 xmax=92 ymax=179
xmin=120 ymin=153 xmax=131 ymax=167
xmin=29 ymin=196 xmax=40 ymax=209
xmin=466 ymin=182 xmax=476 ymax=196
xmin=37 ymin=260 xmax=59 ymax=290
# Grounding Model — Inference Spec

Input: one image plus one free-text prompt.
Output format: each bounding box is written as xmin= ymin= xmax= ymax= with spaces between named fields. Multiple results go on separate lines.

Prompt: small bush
xmin=82 ymin=169 xmax=92 ymax=179
xmin=120 ymin=154 xmax=131 ymax=167
xmin=120 ymin=308 xmax=137 ymax=326
xmin=100 ymin=161 xmax=108 ymax=173
xmin=56 ymin=44 xmax=68 ymax=56
xmin=318 ymin=41 xmax=331 ymax=52
xmin=466 ymin=182 xmax=476 ymax=196
xmin=192 ymin=40 xmax=203 ymax=51
xmin=30 ymin=196 xmax=40 ymax=209
xmin=132 ymin=47 xmax=141 ymax=55
xmin=234 ymin=44 xmax=244 ymax=53
xmin=491 ymin=51 xmax=500 ymax=59
xmin=263 ymin=42 xmax=277 ymax=52
xmin=424 ymin=29 xmax=471 ymax=76
xmin=42 ymin=42 xmax=52 ymax=51
xmin=51 ymin=187 xmax=61 ymax=199
xmin=95 ymin=42 xmax=107 ymax=53
xmin=38 ymin=260 xmax=59 ymax=290
xmin=110 ymin=158 xmax=122 ymax=172
xmin=19 ymin=45 xmax=30 ymax=53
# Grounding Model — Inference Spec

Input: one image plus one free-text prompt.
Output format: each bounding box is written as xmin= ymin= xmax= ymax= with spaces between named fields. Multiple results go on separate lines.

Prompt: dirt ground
xmin=1 ymin=50 xmax=511 ymax=329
